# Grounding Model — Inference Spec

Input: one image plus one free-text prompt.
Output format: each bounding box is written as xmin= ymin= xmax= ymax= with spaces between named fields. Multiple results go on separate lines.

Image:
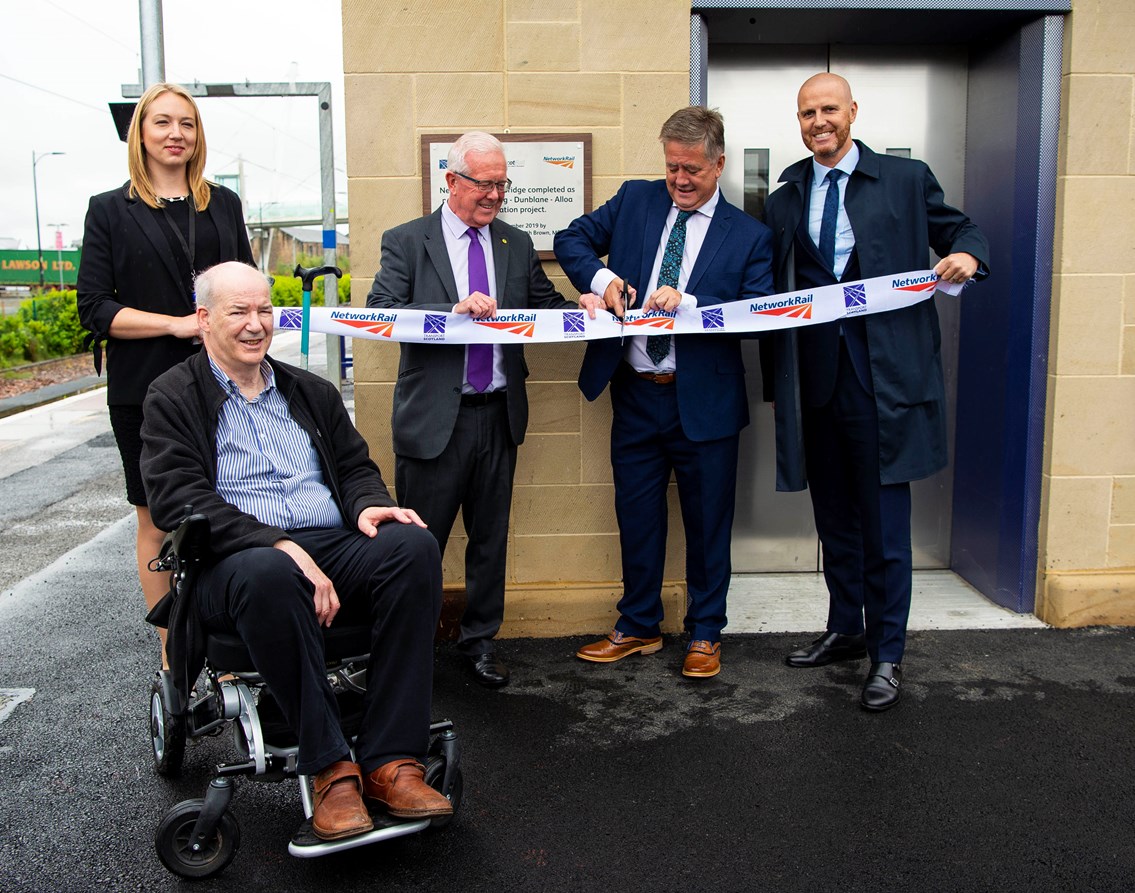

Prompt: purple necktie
xmin=465 ymin=227 xmax=493 ymax=392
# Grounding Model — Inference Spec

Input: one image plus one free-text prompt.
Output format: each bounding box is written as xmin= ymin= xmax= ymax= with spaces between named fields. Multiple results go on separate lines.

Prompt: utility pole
xmin=138 ymin=0 xmax=165 ymax=87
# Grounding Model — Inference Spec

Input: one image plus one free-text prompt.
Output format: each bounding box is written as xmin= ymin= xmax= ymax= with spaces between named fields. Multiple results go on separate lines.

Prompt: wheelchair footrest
xmin=288 ymin=809 xmax=430 ymax=858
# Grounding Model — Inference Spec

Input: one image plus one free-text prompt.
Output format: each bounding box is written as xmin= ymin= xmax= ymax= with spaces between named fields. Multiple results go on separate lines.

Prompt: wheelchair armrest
xmin=161 ymin=512 xmax=211 ymax=562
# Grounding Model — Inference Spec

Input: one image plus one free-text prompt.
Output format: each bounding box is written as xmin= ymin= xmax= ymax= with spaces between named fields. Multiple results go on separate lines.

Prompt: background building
xmin=341 ymin=0 xmax=1134 ymax=631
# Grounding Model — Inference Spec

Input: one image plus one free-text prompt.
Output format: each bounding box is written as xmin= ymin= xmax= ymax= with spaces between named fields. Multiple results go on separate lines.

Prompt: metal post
xmin=31 ymin=151 xmax=63 ymax=293
xmin=317 ymin=83 xmax=342 ymax=389
xmin=138 ymin=0 xmax=165 ymax=87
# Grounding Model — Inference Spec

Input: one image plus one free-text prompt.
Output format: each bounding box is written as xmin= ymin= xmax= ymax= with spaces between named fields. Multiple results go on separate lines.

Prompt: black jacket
xmin=140 ymin=349 xmax=396 ymax=555
xmin=77 ymin=182 xmax=253 ymax=405
xmin=139 ymin=349 xmax=395 ymax=709
xmin=763 ymin=141 xmax=991 ymax=490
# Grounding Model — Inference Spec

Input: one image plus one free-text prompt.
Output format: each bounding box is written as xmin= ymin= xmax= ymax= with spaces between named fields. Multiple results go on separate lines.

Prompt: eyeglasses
xmin=451 ymin=169 xmax=512 ymax=195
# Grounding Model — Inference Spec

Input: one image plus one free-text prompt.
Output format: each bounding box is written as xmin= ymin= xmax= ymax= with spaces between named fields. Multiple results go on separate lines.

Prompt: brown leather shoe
xmin=312 ymin=761 xmax=374 ymax=840
xmin=364 ymin=758 xmax=454 ymax=818
xmin=682 ymin=640 xmax=721 ymax=678
xmin=576 ymin=630 xmax=663 ymax=663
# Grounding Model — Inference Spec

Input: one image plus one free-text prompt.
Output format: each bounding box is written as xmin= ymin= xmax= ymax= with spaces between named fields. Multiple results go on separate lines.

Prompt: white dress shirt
xmin=807 ymin=141 xmax=859 ymax=279
xmin=589 ymin=188 xmax=720 ymax=372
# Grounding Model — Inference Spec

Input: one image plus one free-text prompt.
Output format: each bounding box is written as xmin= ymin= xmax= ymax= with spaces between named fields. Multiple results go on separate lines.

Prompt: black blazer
xmin=763 ymin=141 xmax=991 ymax=490
xmin=366 ymin=208 xmax=574 ymax=460
xmin=77 ymin=182 xmax=253 ymax=405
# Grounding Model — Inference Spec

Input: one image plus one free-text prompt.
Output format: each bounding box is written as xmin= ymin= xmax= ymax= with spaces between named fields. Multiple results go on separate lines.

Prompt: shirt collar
xmin=811 ymin=141 xmax=860 ymax=186
xmin=209 ymin=355 xmax=274 ymax=400
xmin=675 ymin=186 xmax=720 ymax=220
xmin=442 ymin=201 xmax=486 ymax=240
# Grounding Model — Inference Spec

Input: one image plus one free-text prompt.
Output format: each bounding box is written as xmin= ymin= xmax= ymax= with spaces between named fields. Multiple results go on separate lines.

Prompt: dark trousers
xmin=803 ymin=341 xmax=912 ymax=663
xmin=395 ymin=398 xmax=517 ymax=657
xmin=609 ymin=366 xmax=739 ymax=643
xmin=196 ymin=523 xmax=442 ymax=776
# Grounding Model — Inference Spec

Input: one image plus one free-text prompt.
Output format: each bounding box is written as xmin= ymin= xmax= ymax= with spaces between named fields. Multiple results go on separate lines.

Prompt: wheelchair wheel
xmin=424 ymin=755 xmax=463 ymax=829
xmin=150 ymin=675 xmax=185 ymax=776
xmin=155 ymin=798 xmax=240 ymax=879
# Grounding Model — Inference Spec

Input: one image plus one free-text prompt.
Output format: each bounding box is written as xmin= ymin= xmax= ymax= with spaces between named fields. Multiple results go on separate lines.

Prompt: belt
xmin=460 ymin=390 xmax=507 ymax=407
xmin=624 ymin=363 xmax=676 ymax=385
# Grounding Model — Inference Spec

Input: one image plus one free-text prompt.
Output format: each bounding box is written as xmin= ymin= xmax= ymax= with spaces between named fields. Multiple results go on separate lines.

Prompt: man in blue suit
xmin=764 ymin=73 xmax=990 ymax=711
xmin=555 ymin=107 xmax=774 ymax=679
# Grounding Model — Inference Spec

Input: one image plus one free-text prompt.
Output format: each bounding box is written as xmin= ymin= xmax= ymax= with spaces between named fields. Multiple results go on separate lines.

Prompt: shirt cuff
xmin=590 ymin=268 xmax=618 ymax=300
xmin=679 ymin=293 xmax=698 ymax=310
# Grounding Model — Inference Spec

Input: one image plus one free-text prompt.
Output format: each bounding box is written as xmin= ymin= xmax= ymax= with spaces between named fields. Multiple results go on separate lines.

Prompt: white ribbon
xmin=275 ymin=270 xmax=964 ymax=344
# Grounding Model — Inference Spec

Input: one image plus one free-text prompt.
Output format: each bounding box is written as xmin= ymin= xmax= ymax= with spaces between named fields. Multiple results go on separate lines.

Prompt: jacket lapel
xmin=124 ymin=186 xmax=183 ymax=290
xmin=422 ymin=209 xmax=460 ymax=304
xmin=638 ymin=186 xmax=672 ymax=291
xmin=489 ymin=219 xmax=511 ymax=307
xmin=202 ymin=185 xmax=236 ymax=257
xmin=686 ymin=195 xmax=732 ymax=293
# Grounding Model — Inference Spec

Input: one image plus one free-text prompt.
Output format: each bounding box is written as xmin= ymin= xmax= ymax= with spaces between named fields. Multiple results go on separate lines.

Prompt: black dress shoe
xmin=785 ymin=631 xmax=868 ymax=668
xmin=861 ymin=662 xmax=902 ymax=712
xmin=468 ymin=653 xmax=510 ymax=688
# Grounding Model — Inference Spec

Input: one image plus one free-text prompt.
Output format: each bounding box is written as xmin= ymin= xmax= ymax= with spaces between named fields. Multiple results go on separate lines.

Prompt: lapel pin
xmin=501 ymin=238 xmax=508 ymax=244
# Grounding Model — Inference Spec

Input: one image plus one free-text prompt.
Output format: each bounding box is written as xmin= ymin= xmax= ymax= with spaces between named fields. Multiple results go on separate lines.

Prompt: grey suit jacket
xmin=366 ymin=208 xmax=574 ymax=460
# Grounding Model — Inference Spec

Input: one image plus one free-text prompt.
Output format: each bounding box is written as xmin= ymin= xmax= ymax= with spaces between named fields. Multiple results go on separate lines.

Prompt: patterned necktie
xmin=465 ymin=226 xmax=493 ymax=392
xmin=647 ymin=209 xmax=691 ymax=366
xmin=818 ymin=168 xmax=842 ymax=275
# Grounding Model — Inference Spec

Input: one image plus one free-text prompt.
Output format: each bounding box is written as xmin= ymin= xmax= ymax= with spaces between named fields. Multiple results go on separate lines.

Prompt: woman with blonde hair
xmin=78 ymin=82 xmax=253 ymax=661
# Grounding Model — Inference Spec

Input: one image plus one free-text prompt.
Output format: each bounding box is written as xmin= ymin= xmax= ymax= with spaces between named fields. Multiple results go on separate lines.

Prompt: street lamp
xmin=32 ymin=151 xmax=64 ymax=292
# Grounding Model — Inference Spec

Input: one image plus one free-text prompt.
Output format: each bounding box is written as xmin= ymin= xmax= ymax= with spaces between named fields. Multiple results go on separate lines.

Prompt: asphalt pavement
xmin=1 ymin=336 xmax=1133 ymax=892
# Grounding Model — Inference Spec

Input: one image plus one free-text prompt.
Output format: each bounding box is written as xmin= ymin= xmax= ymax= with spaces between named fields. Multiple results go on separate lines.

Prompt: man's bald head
xmin=796 ymin=73 xmax=858 ymax=167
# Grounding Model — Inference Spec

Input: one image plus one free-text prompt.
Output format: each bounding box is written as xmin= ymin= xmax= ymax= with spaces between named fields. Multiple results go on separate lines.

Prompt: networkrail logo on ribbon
xmin=279 ymin=309 xmax=303 ymax=330
xmin=750 ymin=293 xmax=813 ymax=319
xmin=330 ymin=310 xmax=397 ymax=338
xmin=892 ymin=274 xmax=939 ymax=293
xmin=474 ymin=312 xmax=537 ymax=338
xmin=625 ymin=312 xmax=676 ymax=331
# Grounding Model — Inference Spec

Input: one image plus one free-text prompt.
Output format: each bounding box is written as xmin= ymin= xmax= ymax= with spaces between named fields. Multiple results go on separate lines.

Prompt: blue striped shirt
xmin=210 ymin=358 xmax=344 ymax=531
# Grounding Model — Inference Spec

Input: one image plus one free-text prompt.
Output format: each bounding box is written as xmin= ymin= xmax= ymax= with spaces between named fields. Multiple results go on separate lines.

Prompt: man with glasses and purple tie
xmin=555 ymin=107 xmax=774 ymax=680
xmin=764 ymin=74 xmax=990 ymax=711
xmin=367 ymin=131 xmax=598 ymax=687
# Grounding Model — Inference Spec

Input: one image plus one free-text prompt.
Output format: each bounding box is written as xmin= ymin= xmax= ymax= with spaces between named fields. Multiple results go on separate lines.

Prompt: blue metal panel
xmin=693 ymin=1 xmax=1069 ymax=10
xmin=950 ymin=14 xmax=1061 ymax=612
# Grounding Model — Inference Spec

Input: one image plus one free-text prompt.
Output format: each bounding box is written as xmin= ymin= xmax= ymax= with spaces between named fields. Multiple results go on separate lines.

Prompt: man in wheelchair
xmin=140 ymin=261 xmax=452 ymax=841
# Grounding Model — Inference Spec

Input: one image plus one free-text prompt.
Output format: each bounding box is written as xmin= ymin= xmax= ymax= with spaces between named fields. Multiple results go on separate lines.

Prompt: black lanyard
xmin=164 ymin=195 xmax=197 ymax=270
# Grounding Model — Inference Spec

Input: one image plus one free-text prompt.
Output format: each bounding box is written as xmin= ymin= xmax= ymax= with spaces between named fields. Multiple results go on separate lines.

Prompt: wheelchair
xmin=147 ymin=511 xmax=463 ymax=879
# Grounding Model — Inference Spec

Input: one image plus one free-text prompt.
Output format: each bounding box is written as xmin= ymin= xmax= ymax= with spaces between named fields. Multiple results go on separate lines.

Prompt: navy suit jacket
xmin=763 ymin=141 xmax=991 ymax=490
xmin=554 ymin=179 xmax=774 ymax=443
xmin=366 ymin=208 xmax=574 ymax=460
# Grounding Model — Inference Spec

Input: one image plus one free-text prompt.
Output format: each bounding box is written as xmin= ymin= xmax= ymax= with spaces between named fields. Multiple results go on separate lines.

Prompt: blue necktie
xmin=647 ymin=209 xmax=691 ymax=366
xmin=818 ymin=169 xmax=842 ymax=275
xmin=465 ymin=227 xmax=493 ymax=392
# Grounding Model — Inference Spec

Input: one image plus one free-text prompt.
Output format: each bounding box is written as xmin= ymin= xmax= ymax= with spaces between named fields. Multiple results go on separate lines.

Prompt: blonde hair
xmin=126 ymin=83 xmax=212 ymax=211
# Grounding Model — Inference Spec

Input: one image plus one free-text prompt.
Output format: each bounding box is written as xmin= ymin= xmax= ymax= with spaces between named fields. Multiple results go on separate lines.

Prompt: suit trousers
xmin=196 ymin=523 xmax=442 ymax=776
xmin=609 ymin=365 xmax=739 ymax=643
xmin=802 ymin=340 xmax=912 ymax=663
xmin=395 ymin=398 xmax=517 ymax=656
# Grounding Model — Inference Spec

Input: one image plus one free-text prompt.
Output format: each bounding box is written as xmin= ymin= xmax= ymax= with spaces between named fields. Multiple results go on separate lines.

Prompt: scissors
xmin=619 ymin=279 xmax=634 ymax=344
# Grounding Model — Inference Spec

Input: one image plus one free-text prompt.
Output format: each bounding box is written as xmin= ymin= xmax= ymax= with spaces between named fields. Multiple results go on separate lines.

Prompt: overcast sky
xmin=1 ymin=0 xmax=347 ymax=250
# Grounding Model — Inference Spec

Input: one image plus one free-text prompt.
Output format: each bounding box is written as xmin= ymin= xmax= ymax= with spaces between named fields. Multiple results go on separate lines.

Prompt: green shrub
xmin=0 ymin=291 xmax=85 ymax=368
